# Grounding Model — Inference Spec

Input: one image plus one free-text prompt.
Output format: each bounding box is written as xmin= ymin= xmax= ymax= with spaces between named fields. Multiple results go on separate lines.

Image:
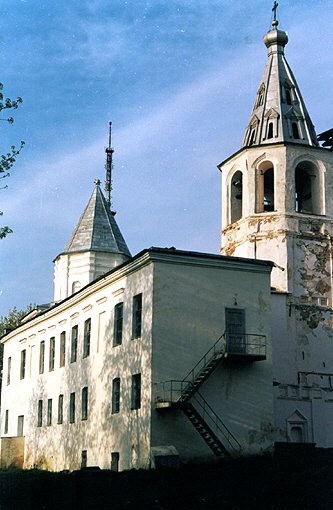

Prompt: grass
xmin=0 ymin=453 xmax=332 ymax=509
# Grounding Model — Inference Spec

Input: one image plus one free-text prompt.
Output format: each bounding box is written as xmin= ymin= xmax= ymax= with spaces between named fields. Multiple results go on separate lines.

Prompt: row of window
xmin=37 ymin=388 xmax=88 ymax=427
xmin=112 ymin=374 xmax=141 ymax=413
xmin=247 ymin=118 xmax=301 ymax=147
xmin=3 ymin=411 xmax=120 ymax=471
xmin=114 ymin=293 xmax=142 ymax=346
xmin=37 ymin=374 xmax=141 ymax=428
xmin=6 ymin=293 xmax=143 ymax=384
xmin=3 ymin=411 xmax=24 ymax=436
xmin=3 ymin=373 xmax=142 ymax=435
xmin=255 ymin=81 xmax=296 ymax=110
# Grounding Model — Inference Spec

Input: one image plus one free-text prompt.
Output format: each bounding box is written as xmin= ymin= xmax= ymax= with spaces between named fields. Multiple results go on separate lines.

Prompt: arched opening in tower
xmin=257 ymin=161 xmax=275 ymax=213
xmin=230 ymin=170 xmax=243 ymax=223
xmin=263 ymin=168 xmax=275 ymax=211
xmin=295 ymin=161 xmax=322 ymax=214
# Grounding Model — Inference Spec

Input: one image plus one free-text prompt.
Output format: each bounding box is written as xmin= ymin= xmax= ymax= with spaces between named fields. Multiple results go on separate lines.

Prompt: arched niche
xmin=295 ymin=160 xmax=323 ymax=215
xmin=72 ymin=281 xmax=81 ymax=294
xmin=257 ymin=160 xmax=275 ymax=213
xmin=287 ymin=410 xmax=308 ymax=443
xmin=229 ymin=170 xmax=243 ymax=224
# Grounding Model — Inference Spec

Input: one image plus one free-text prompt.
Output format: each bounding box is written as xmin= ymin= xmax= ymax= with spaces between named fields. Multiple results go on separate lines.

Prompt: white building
xmin=1 ymin=13 xmax=333 ymax=470
xmin=0 ymin=209 xmax=273 ymax=470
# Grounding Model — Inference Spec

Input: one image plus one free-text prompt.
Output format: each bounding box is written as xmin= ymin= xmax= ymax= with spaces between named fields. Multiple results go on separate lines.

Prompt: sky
xmin=0 ymin=0 xmax=333 ymax=316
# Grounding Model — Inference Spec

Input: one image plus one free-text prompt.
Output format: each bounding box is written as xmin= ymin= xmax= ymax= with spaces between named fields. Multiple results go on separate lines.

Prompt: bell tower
xmin=219 ymin=14 xmax=333 ymax=305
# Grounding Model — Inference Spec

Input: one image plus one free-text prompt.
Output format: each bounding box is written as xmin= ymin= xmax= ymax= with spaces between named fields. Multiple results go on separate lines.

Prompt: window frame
xmin=4 ymin=410 xmax=9 ymax=434
xmin=69 ymin=392 xmax=75 ymax=423
xmin=37 ymin=400 xmax=43 ymax=427
xmin=83 ymin=318 xmax=91 ymax=358
xmin=58 ymin=394 xmax=64 ymax=424
xmin=17 ymin=415 xmax=24 ymax=437
xmin=70 ymin=325 xmax=78 ymax=363
xmin=49 ymin=337 xmax=55 ymax=372
xmin=60 ymin=331 xmax=66 ymax=367
xmin=112 ymin=377 xmax=120 ymax=414
xmin=132 ymin=294 xmax=142 ymax=339
xmin=81 ymin=387 xmax=88 ymax=421
xmin=81 ymin=450 xmax=87 ymax=469
xmin=39 ymin=341 xmax=45 ymax=374
xmin=20 ymin=349 xmax=26 ymax=380
xmin=111 ymin=452 xmax=119 ymax=472
xmin=131 ymin=373 xmax=141 ymax=410
xmin=7 ymin=356 xmax=11 ymax=385
xmin=113 ymin=302 xmax=124 ymax=347
xmin=47 ymin=398 xmax=52 ymax=426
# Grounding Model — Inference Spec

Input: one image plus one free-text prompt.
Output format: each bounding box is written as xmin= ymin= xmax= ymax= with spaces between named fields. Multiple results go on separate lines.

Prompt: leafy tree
xmin=0 ymin=82 xmax=24 ymax=239
xmin=0 ymin=304 xmax=34 ymax=393
xmin=0 ymin=304 xmax=34 ymax=337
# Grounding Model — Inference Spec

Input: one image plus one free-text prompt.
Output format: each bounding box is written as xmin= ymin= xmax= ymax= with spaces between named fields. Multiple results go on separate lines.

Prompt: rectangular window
xmin=39 ymin=341 xmax=45 ymax=374
xmin=83 ymin=319 xmax=91 ymax=358
xmin=47 ymin=399 xmax=52 ymax=426
xmin=131 ymin=373 xmax=141 ymax=410
xmin=60 ymin=332 xmax=66 ymax=367
xmin=7 ymin=357 xmax=11 ymax=385
xmin=4 ymin=410 xmax=9 ymax=434
xmin=112 ymin=377 xmax=120 ymax=414
xmin=111 ymin=452 xmax=119 ymax=472
xmin=81 ymin=450 xmax=87 ymax=469
xmin=132 ymin=293 xmax=142 ymax=339
xmin=20 ymin=350 xmax=26 ymax=380
xmin=49 ymin=337 xmax=55 ymax=371
xmin=113 ymin=303 xmax=123 ymax=346
xmin=17 ymin=415 xmax=24 ymax=437
xmin=71 ymin=325 xmax=78 ymax=363
xmin=69 ymin=392 xmax=75 ymax=423
xmin=82 ymin=387 xmax=88 ymax=420
xmin=58 ymin=394 xmax=64 ymax=424
xmin=37 ymin=400 xmax=43 ymax=427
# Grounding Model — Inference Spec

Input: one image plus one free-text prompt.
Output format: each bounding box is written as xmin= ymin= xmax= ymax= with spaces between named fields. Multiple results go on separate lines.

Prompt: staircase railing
xmin=225 ymin=333 xmax=266 ymax=358
xmin=154 ymin=333 xmax=226 ymax=405
xmin=181 ymin=333 xmax=225 ymax=388
xmin=155 ymin=379 xmax=189 ymax=405
xmin=189 ymin=392 xmax=242 ymax=455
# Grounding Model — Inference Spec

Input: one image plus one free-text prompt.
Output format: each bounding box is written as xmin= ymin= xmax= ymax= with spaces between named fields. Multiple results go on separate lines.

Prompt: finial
xmin=105 ymin=121 xmax=114 ymax=207
xmin=272 ymin=1 xmax=279 ymax=27
xmin=94 ymin=179 xmax=101 ymax=186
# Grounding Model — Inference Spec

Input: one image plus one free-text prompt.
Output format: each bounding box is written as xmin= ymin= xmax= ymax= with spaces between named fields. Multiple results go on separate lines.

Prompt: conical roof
xmin=63 ymin=183 xmax=131 ymax=257
xmin=242 ymin=22 xmax=318 ymax=148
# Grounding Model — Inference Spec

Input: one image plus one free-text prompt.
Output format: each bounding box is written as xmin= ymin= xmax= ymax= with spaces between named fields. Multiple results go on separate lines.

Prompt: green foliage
xmin=0 ymin=304 xmax=34 ymax=337
xmin=0 ymin=82 xmax=24 ymax=239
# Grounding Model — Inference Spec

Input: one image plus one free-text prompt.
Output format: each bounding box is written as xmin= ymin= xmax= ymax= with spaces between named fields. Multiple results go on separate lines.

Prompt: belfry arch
xmin=229 ymin=170 xmax=243 ymax=224
xmin=295 ymin=160 xmax=323 ymax=215
xmin=257 ymin=161 xmax=275 ymax=213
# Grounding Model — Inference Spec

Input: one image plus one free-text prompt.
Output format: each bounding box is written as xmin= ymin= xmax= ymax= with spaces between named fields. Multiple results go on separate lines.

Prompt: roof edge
xmin=2 ymin=247 xmax=273 ymax=341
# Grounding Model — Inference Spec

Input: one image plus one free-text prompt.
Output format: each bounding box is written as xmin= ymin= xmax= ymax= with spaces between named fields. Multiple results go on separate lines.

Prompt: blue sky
xmin=0 ymin=0 xmax=333 ymax=316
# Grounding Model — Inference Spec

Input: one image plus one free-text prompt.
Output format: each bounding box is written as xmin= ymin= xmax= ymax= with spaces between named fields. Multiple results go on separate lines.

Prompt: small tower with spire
xmin=53 ymin=124 xmax=131 ymax=301
xmin=219 ymin=6 xmax=333 ymax=302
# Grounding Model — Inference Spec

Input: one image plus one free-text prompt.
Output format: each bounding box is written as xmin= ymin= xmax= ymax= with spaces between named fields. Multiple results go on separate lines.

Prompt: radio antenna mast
xmin=105 ymin=121 xmax=114 ymax=208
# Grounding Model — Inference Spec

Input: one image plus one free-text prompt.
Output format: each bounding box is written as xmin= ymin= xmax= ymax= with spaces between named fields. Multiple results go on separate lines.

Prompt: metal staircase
xmin=155 ymin=331 xmax=266 ymax=458
xmin=177 ymin=334 xmax=226 ymax=403
xmin=155 ymin=334 xmax=240 ymax=458
xmin=182 ymin=393 xmax=241 ymax=458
